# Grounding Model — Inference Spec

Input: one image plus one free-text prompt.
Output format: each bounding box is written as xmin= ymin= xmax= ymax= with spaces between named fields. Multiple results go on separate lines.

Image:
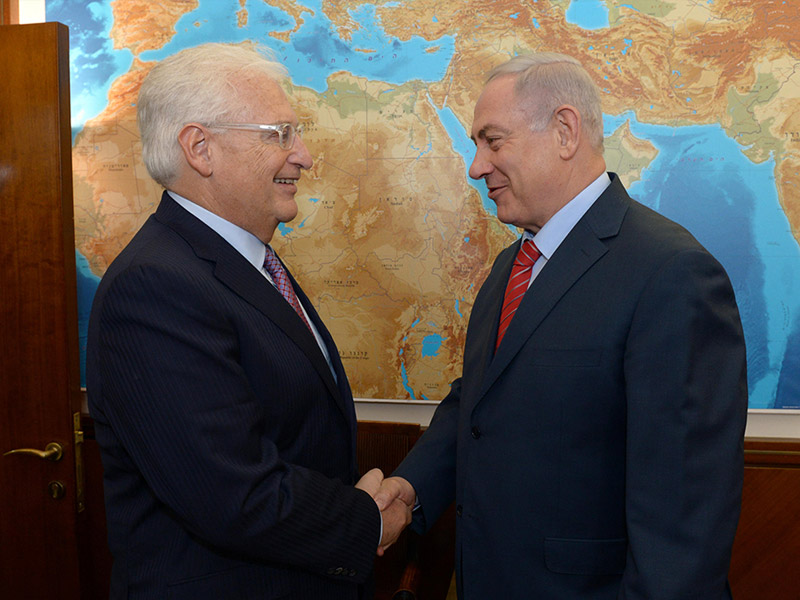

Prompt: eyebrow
xmin=471 ymin=124 xmax=512 ymax=144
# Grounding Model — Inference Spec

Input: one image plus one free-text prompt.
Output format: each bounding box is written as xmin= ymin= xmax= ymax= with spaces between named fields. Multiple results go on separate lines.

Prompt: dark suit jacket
xmin=395 ymin=174 xmax=747 ymax=600
xmin=87 ymin=192 xmax=380 ymax=600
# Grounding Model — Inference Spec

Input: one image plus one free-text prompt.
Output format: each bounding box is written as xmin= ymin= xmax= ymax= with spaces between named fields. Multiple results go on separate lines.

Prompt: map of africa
xmin=47 ymin=0 xmax=800 ymax=408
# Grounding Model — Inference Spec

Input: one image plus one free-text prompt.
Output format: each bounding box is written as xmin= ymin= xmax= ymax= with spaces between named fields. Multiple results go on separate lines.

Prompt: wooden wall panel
xmin=80 ymin=417 xmax=798 ymax=599
xmin=729 ymin=439 xmax=800 ymax=600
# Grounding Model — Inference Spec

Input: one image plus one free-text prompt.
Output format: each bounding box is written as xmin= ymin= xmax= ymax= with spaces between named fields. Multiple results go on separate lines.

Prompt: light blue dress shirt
xmin=523 ymin=172 xmax=611 ymax=287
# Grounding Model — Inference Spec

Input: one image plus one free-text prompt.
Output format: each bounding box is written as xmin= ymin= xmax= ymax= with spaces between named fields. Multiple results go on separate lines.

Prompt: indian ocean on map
xmin=47 ymin=0 xmax=800 ymax=408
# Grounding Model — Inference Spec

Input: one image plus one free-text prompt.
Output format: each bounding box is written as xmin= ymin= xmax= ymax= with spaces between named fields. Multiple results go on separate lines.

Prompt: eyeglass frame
xmin=206 ymin=122 xmax=304 ymax=150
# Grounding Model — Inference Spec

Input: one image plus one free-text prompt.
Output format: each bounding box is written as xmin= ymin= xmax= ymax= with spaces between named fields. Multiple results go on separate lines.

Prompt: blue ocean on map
xmin=603 ymin=114 xmax=800 ymax=409
xmin=46 ymin=0 xmax=133 ymax=136
xmin=47 ymin=0 xmax=800 ymax=408
xmin=47 ymin=0 xmax=454 ymax=131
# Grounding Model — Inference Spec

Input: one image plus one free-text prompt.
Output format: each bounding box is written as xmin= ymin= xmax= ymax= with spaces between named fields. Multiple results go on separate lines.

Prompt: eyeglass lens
xmin=260 ymin=124 xmax=296 ymax=149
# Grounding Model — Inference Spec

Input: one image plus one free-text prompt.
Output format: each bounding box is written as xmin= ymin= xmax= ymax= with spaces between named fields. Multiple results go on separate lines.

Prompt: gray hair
xmin=487 ymin=53 xmax=604 ymax=152
xmin=137 ymin=42 xmax=288 ymax=187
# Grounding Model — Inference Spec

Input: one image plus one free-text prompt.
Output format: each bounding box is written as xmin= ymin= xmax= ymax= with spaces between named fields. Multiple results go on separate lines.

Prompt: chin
xmin=280 ymin=211 xmax=299 ymax=225
xmin=278 ymin=200 xmax=299 ymax=221
xmin=495 ymin=209 xmax=516 ymax=226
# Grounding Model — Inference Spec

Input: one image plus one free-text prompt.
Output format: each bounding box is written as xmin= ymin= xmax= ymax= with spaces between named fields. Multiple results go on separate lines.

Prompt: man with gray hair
xmin=376 ymin=52 xmax=747 ymax=599
xmin=87 ymin=42 xmax=410 ymax=599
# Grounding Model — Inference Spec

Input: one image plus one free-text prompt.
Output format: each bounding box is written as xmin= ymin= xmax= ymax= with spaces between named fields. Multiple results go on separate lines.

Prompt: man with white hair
xmin=87 ymin=43 xmax=410 ymax=599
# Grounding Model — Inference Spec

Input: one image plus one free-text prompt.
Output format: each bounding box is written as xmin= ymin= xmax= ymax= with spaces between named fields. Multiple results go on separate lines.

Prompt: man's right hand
xmin=374 ymin=477 xmax=416 ymax=555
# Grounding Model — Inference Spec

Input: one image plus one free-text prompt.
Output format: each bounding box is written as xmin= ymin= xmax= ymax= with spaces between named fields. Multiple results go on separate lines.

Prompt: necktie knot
xmin=515 ymin=239 xmax=539 ymax=268
xmin=264 ymin=246 xmax=313 ymax=333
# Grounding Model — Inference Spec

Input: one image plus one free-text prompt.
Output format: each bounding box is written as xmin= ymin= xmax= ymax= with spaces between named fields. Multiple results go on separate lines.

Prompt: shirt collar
xmin=167 ymin=190 xmax=267 ymax=271
xmin=525 ymin=172 xmax=611 ymax=258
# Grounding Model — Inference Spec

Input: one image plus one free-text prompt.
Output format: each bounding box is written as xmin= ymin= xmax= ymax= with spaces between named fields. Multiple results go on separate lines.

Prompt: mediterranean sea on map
xmin=46 ymin=0 xmax=800 ymax=409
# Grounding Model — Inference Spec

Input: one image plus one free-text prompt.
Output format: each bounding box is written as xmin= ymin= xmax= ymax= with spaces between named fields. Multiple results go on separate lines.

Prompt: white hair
xmin=487 ymin=52 xmax=604 ymax=152
xmin=137 ymin=43 xmax=288 ymax=187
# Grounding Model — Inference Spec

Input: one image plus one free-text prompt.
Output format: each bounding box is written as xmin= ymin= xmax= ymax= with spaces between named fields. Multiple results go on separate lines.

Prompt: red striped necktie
xmin=495 ymin=239 xmax=540 ymax=352
xmin=263 ymin=246 xmax=313 ymax=333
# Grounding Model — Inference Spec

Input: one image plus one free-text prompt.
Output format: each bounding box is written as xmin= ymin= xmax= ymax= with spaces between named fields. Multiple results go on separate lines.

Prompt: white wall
xmin=18 ymin=0 xmax=44 ymax=23
xmin=355 ymin=400 xmax=800 ymax=439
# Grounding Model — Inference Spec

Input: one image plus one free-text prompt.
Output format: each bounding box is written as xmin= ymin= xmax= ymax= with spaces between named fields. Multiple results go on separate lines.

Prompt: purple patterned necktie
xmin=263 ymin=246 xmax=313 ymax=333
xmin=495 ymin=239 xmax=540 ymax=351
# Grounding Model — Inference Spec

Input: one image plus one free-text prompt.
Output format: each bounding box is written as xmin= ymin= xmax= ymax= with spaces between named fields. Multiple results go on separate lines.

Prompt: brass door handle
xmin=3 ymin=442 xmax=63 ymax=462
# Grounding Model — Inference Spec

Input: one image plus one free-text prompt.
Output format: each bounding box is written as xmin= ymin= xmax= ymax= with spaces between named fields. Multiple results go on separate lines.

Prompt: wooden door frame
xmin=1 ymin=0 xmax=19 ymax=25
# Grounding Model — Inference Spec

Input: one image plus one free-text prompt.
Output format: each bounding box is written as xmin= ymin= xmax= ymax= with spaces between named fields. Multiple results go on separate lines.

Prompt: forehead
xmin=477 ymin=75 xmax=518 ymax=110
xmin=471 ymin=75 xmax=523 ymax=136
xmin=234 ymin=72 xmax=296 ymax=122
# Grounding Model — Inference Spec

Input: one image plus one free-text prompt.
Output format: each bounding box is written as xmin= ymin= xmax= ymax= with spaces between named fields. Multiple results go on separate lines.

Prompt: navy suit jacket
xmin=395 ymin=174 xmax=747 ymax=599
xmin=87 ymin=192 xmax=380 ymax=599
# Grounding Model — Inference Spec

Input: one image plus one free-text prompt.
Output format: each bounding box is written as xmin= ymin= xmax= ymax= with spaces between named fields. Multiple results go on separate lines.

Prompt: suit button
xmin=471 ymin=426 xmax=481 ymax=439
xmin=456 ymin=504 xmax=463 ymax=517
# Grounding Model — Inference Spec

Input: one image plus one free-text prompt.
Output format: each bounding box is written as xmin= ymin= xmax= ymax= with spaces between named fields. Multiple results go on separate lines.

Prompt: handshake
xmin=356 ymin=469 xmax=417 ymax=555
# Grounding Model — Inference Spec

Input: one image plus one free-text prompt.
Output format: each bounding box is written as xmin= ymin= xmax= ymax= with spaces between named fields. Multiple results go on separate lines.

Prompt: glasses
xmin=209 ymin=122 xmax=304 ymax=150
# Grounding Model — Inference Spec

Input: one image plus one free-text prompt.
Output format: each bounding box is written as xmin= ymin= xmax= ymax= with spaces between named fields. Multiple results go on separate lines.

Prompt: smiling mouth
xmin=487 ymin=184 xmax=507 ymax=199
xmin=274 ymin=177 xmax=299 ymax=184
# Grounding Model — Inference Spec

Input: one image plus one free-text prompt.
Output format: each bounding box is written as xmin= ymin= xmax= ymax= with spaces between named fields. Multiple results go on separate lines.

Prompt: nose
xmin=290 ymin=136 xmax=313 ymax=170
xmin=468 ymin=146 xmax=492 ymax=181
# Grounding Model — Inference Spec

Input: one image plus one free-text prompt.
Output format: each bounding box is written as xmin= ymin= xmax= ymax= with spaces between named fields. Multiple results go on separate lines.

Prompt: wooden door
xmin=0 ymin=22 xmax=85 ymax=598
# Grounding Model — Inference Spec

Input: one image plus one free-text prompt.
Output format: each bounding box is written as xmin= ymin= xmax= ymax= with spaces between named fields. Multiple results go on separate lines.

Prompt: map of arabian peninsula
xmin=51 ymin=0 xmax=800 ymax=408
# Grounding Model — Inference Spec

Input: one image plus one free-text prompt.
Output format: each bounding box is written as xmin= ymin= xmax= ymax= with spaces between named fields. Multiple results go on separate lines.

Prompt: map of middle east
xmin=50 ymin=0 xmax=800 ymax=408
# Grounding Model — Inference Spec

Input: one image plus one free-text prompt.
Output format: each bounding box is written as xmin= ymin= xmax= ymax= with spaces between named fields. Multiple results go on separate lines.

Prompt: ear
xmin=177 ymin=124 xmax=214 ymax=178
xmin=553 ymin=105 xmax=581 ymax=160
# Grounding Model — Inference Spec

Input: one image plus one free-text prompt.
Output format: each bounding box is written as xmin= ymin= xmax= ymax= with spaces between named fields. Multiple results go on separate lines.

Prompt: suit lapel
xmin=290 ymin=276 xmax=359 ymax=465
xmin=288 ymin=268 xmax=358 ymax=429
xmin=468 ymin=242 xmax=517 ymax=384
xmin=475 ymin=175 xmax=630 ymax=405
xmin=153 ymin=193 xmax=344 ymax=409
